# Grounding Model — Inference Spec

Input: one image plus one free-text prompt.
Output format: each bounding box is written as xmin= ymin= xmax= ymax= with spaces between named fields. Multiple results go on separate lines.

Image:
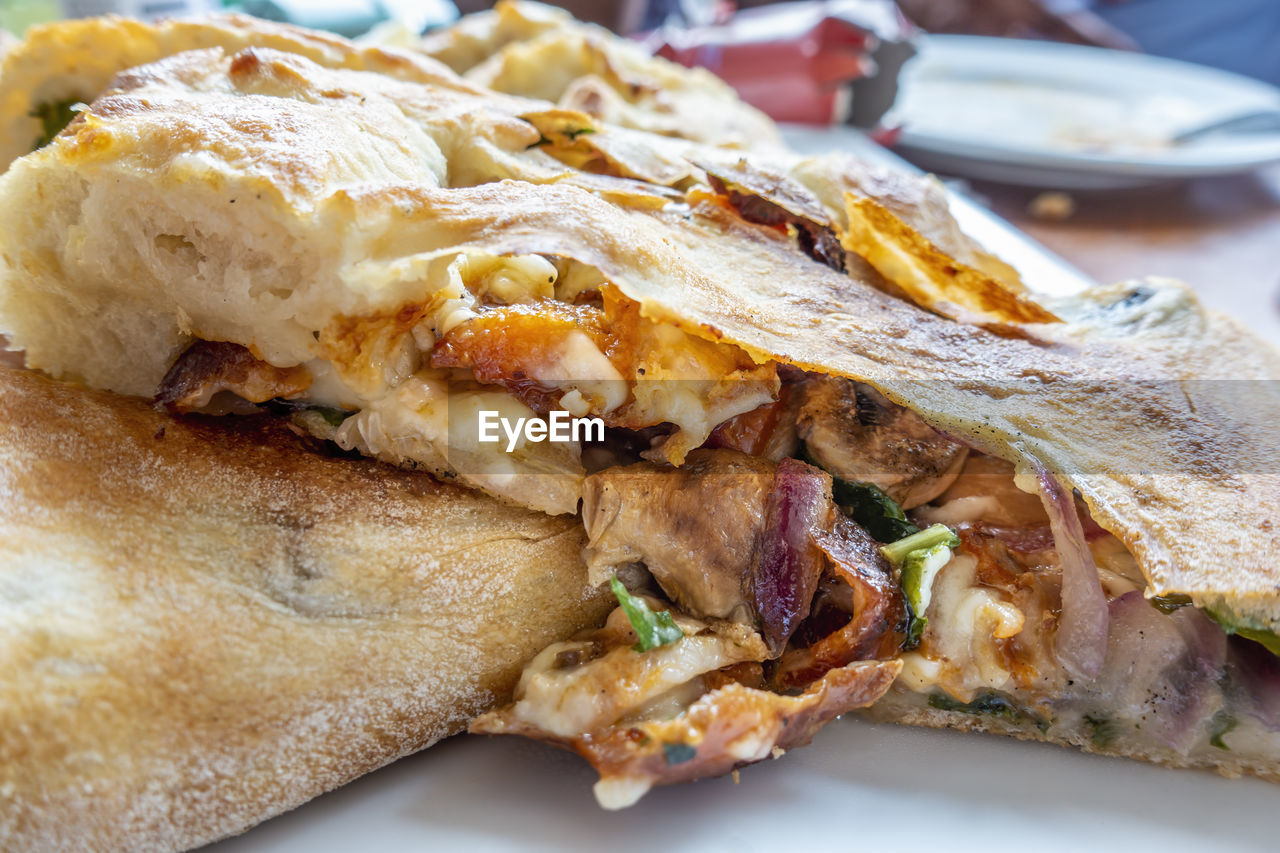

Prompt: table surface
xmin=977 ymin=165 xmax=1280 ymax=346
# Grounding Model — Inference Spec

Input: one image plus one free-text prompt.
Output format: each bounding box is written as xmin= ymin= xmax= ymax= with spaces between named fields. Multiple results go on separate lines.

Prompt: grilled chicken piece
xmin=156 ymin=340 xmax=311 ymax=412
xmin=430 ymin=297 xmax=630 ymax=416
xmin=583 ymin=449 xmax=773 ymax=624
xmin=796 ymin=374 xmax=968 ymax=509
xmin=582 ymin=450 xmax=832 ymax=651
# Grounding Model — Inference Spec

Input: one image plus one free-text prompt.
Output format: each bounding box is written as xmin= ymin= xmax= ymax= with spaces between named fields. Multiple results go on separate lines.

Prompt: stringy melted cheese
xmin=898 ymin=552 xmax=1026 ymax=700
xmin=509 ymin=608 xmax=767 ymax=737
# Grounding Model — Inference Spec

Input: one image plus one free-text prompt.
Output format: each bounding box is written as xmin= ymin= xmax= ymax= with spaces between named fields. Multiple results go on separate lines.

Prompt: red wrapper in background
xmin=644 ymin=0 xmax=916 ymax=126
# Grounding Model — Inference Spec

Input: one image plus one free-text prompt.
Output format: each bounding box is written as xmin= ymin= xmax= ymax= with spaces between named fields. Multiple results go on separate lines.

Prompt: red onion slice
xmin=1100 ymin=592 xmax=1225 ymax=751
xmin=1229 ymin=635 xmax=1280 ymax=731
xmin=749 ymin=457 xmax=828 ymax=654
xmin=1036 ymin=467 xmax=1109 ymax=681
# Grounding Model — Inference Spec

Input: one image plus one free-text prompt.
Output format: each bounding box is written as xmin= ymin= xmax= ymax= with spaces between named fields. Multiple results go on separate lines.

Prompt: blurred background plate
xmin=887 ymin=35 xmax=1280 ymax=189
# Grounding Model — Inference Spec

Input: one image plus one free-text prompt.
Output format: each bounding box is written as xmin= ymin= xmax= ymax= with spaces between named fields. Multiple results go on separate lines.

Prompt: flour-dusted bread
xmin=0 ymin=12 xmax=486 ymax=172
xmin=0 ymin=365 xmax=608 ymax=851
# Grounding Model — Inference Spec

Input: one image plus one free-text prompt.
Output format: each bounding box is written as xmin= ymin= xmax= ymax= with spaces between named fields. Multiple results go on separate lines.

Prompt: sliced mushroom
xmin=796 ymin=374 xmax=968 ymax=509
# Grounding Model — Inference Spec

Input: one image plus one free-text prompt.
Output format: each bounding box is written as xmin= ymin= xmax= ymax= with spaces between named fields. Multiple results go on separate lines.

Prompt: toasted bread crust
xmin=0 ymin=366 xmax=608 ymax=851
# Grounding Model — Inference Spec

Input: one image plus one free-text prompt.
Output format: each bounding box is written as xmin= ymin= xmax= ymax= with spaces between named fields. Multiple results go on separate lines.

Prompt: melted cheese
xmin=903 ymin=552 xmax=1027 ymax=700
xmin=593 ymin=776 xmax=653 ymax=811
xmin=628 ymin=323 xmax=778 ymax=464
xmin=331 ymin=376 xmax=585 ymax=515
xmin=913 ymin=495 xmax=1003 ymax=527
xmin=293 ymin=251 xmax=630 ymax=512
xmin=509 ymin=614 xmax=767 ymax=737
xmin=471 ymin=253 xmax=558 ymax=305
xmin=902 ymin=471 xmax=1150 ymax=704
xmin=530 ymin=329 xmax=628 ymax=414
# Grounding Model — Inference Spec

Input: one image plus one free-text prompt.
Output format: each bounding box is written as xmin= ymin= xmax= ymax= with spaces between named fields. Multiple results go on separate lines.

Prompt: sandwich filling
xmin=153 ymin=260 xmax=1280 ymax=807
xmin=472 ymin=378 xmax=1280 ymax=807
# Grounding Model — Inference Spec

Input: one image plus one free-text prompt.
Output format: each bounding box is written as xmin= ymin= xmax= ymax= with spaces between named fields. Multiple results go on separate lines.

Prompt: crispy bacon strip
xmin=473 ymin=659 xmax=901 ymax=810
xmin=750 ymin=457 xmax=831 ymax=654
xmin=694 ymin=159 xmax=849 ymax=275
xmin=704 ymin=382 xmax=798 ymax=460
xmin=705 ymin=398 xmax=785 ymax=456
xmin=773 ymin=516 xmax=907 ymax=689
xmin=156 ymin=340 xmax=311 ymax=412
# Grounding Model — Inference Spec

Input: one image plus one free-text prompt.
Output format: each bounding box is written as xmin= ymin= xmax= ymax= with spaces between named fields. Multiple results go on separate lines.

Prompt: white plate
xmin=887 ymin=35 xmax=1280 ymax=189
xmin=211 ymin=721 xmax=1276 ymax=853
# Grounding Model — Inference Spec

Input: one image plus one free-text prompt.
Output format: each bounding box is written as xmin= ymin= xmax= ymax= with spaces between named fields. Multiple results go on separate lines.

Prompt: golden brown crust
xmin=376 ymin=185 xmax=1280 ymax=621
xmin=310 ymin=178 xmax=1280 ymax=622
xmin=417 ymin=0 xmax=570 ymax=74
xmin=420 ymin=1 xmax=780 ymax=150
xmin=0 ymin=12 xmax=505 ymax=171
xmin=0 ymin=365 xmax=609 ymax=851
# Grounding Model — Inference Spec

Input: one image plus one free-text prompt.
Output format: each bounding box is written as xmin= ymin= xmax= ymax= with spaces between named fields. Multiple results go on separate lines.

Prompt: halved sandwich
xmin=0 ymin=363 xmax=609 ymax=850
xmin=2 ymin=6 xmax=1279 ymax=813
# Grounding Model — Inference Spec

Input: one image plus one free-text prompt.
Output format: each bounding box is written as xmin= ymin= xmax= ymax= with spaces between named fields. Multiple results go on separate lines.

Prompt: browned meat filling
xmin=700 ymin=165 xmax=847 ymax=273
xmin=796 ymin=374 xmax=968 ymax=509
xmin=582 ymin=449 xmax=905 ymax=657
xmin=473 ymin=386 xmax=986 ymax=805
xmin=582 ymin=450 xmax=779 ymax=628
xmin=703 ymin=384 xmax=800 ymax=460
xmin=156 ymin=340 xmax=311 ymax=412
xmin=775 ymin=516 xmax=907 ymax=689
